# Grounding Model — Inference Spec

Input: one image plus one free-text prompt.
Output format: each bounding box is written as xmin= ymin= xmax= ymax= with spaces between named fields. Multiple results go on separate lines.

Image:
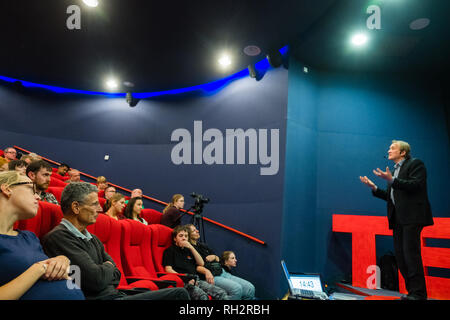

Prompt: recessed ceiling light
xmin=105 ymin=78 xmax=119 ymax=90
xmin=409 ymin=18 xmax=430 ymax=30
xmin=218 ymin=54 xmax=232 ymax=68
xmin=243 ymin=45 xmax=261 ymax=56
xmin=83 ymin=0 xmax=99 ymax=7
xmin=351 ymin=33 xmax=369 ymax=47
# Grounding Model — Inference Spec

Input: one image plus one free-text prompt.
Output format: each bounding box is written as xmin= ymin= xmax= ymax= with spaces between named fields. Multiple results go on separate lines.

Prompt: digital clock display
xmin=290 ymin=276 xmax=322 ymax=291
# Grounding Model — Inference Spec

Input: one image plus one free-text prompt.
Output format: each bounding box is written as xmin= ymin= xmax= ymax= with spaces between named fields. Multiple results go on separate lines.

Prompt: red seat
xmin=47 ymin=186 xmax=65 ymax=203
xmin=120 ymin=219 xmax=184 ymax=287
xmin=99 ymin=197 xmax=107 ymax=212
xmin=86 ymin=214 xmax=159 ymax=291
xmin=148 ymin=223 xmax=175 ymax=273
xmin=140 ymin=209 xmax=163 ymax=225
xmin=49 ymin=177 xmax=67 ymax=188
xmin=18 ymin=201 xmax=63 ymax=240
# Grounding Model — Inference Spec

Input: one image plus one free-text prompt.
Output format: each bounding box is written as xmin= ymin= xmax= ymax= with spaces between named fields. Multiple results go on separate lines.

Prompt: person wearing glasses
xmin=0 ymin=171 xmax=85 ymax=300
xmin=2 ymin=147 xmax=17 ymax=162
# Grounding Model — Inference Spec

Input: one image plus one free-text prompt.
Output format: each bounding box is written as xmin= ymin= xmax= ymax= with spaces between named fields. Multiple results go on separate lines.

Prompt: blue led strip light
xmin=0 ymin=46 xmax=287 ymax=98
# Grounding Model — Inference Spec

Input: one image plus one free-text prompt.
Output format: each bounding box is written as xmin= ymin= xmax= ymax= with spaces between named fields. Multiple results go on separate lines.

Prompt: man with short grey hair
xmin=42 ymin=182 xmax=189 ymax=300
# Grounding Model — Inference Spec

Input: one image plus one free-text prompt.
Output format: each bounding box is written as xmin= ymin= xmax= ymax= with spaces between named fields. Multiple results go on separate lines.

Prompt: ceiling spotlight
xmin=105 ymin=78 xmax=119 ymax=90
xmin=83 ymin=0 xmax=99 ymax=7
xmin=409 ymin=18 xmax=430 ymax=30
xmin=351 ymin=33 xmax=368 ymax=47
xmin=218 ymin=54 xmax=232 ymax=68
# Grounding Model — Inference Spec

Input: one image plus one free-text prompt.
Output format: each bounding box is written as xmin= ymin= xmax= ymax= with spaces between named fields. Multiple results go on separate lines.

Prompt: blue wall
xmin=282 ymin=56 xmax=450 ymax=294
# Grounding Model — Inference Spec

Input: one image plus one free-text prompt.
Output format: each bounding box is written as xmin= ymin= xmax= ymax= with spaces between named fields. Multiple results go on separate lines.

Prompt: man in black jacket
xmin=360 ymin=140 xmax=433 ymax=300
xmin=42 ymin=182 xmax=189 ymax=300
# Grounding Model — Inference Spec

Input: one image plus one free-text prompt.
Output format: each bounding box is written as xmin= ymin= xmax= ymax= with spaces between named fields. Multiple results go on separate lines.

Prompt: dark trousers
xmin=115 ymin=287 xmax=190 ymax=300
xmin=392 ymin=224 xmax=427 ymax=298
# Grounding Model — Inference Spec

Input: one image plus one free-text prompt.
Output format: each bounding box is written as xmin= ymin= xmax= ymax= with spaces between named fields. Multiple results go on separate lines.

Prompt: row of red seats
xmin=14 ymin=201 xmax=184 ymax=292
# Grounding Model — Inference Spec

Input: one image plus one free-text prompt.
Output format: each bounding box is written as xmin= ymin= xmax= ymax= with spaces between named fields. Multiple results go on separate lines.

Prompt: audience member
xmin=67 ymin=169 xmax=81 ymax=183
xmin=27 ymin=153 xmax=42 ymax=161
xmin=104 ymin=186 xmax=116 ymax=201
xmin=104 ymin=192 xmax=126 ymax=220
xmin=2 ymin=147 xmax=17 ymax=162
xmin=96 ymin=176 xmax=108 ymax=192
xmin=163 ymin=225 xmax=229 ymax=300
xmin=26 ymin=160 xmax=59 ymax=205
xmin=56 ymin=163 xmax=70 ymax=177
xmin=42 ymin=182 xmax=189 ymax=300
xmin=0 ymin=158 xmax=8 ymax=172
xmin=125 ymin=188 xmax=144 ymax=208
xmin=130 ymin=188 xmax=142 ymax=198
xmin=8 ymin=160 xmax=27 ymax=175
xmin=123 ymin=197 xmax=147 ymax=225
xmin=20 ymin=155 xmax=34 ymax=165
xmin=221 ymin=250 xmax=255 ymax=299
xmin=160 ymin=194 xmax=185 ymax=228
xmin=187 ymin=224 xmax=255 ymax=300
xmin=0 ymin=171 xmax=84 ymax=300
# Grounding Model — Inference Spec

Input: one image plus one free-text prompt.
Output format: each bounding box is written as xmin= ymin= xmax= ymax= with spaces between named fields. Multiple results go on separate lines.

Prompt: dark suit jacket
xmin=372 ymin=157 xmax=433 ymax=229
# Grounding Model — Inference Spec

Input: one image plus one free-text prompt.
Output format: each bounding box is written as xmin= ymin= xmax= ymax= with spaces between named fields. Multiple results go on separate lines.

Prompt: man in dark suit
xmin=360 ymin=140 xmax=433 ymax=300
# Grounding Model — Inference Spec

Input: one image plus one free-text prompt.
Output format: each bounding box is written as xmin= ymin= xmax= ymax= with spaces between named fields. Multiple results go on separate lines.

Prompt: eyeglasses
xmin=9 ymin=181 xmax=38 ymax=195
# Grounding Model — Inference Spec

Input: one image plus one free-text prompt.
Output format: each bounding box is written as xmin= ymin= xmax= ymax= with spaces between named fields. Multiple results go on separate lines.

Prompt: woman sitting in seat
xmin=160 ymin=194 xmax=184 ymax=228
xmin=104 ymin=192 xmax=126 ymax=220
xmin=123 ymin=197 xmax=147 ymax=225
xmin=0 ymin=171 xmax=84 ymax=300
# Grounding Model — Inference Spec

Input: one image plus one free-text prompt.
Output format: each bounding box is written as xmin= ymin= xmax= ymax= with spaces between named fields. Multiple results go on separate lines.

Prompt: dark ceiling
xmin=1 ymin=0 xmax=449 ymax=93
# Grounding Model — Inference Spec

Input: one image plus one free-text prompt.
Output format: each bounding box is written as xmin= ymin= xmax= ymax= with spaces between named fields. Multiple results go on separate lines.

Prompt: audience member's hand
xmin=188 ymin=279 xmax=196 ymax=286
xmin=41 ymin=256 xmax=71 ymax=281
xmin=204 ymin=269 xmax=215 ymax=285
xmin=180 ymin=240 xmax=193 ymax=250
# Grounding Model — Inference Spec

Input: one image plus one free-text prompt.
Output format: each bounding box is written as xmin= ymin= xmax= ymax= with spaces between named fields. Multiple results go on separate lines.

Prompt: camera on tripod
xmin=189 ymin=193 xmax=209 ymax=242
xmin=190 ymin=192 xmax=209 ymax=213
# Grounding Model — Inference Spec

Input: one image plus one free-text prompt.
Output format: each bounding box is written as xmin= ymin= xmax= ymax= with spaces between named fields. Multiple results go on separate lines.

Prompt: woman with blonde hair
xmin=0 ymin=171 xmax=84 ymax=300
xmin=96 ymin=176 xmax=108 ymax=192
xmin=160 ymin=194 xmax=184 ymax=228
xmin=104 ymin=192 xmax=126 ymax=220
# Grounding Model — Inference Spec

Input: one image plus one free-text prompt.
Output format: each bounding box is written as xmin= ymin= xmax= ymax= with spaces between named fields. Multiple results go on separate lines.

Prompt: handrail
xmin=14 ymin=145 xmax=266 ymax=245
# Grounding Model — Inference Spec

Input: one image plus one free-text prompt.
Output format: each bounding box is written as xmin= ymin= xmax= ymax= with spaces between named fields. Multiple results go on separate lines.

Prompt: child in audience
xmin=0 ymin=171 xmax=84 ymax=300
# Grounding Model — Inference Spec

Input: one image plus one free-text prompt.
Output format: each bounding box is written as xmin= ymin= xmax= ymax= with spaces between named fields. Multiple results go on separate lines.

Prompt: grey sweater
xmin=42 ymin=224 xmax=122 ymax=300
